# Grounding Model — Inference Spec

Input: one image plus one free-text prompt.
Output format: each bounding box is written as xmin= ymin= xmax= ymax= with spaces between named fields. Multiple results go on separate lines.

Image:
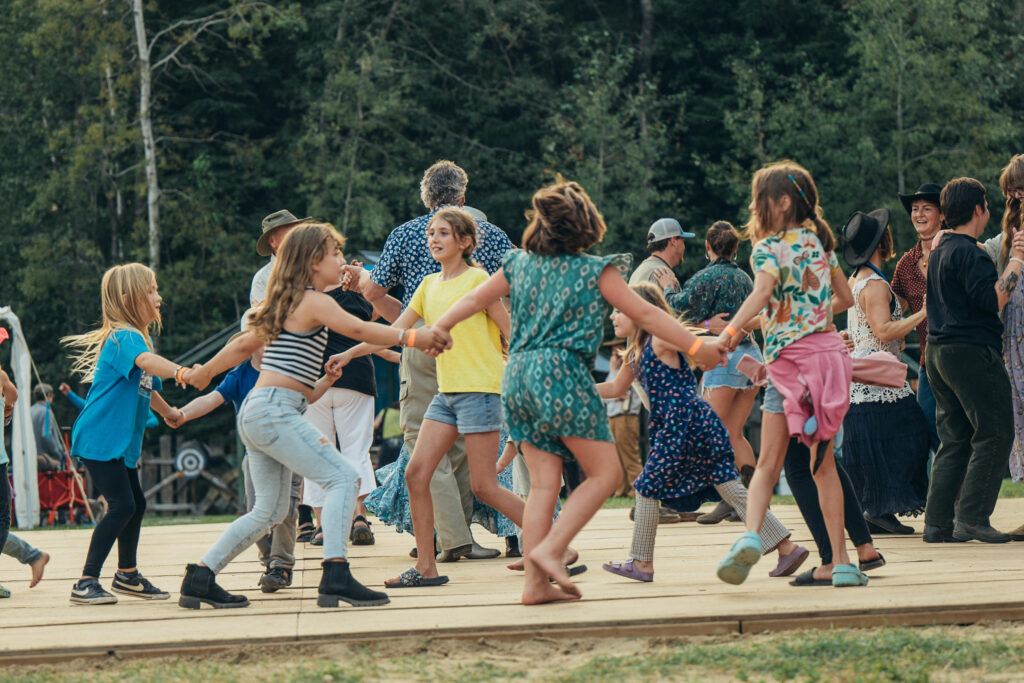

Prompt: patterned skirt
xmin=1004 ymin=293 xmax=1024 ymax=483
xmin=363 ymin=433 xmax=518 ymax=538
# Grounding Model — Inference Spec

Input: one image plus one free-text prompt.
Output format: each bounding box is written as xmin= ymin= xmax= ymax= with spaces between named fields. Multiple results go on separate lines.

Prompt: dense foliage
xmin=2 ymin=0 xmax=1021 ymax=448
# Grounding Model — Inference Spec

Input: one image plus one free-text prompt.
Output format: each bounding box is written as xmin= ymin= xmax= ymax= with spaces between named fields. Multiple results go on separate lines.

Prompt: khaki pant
xmin=609 ymin=414 xmax=642 ymax=497
xmin=400 ymin=346 xmax=475 ymax=550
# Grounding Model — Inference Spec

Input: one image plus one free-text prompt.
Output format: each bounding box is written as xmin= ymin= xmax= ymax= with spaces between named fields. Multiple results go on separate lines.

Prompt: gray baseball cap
xmin=647 ymin=217 xmax=695 ymax=243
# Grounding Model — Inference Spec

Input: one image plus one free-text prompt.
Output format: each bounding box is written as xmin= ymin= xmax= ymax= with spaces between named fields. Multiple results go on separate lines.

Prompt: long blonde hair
xmin=623 ymin=283 xmax=676 ymax=367
xmin=247 ymin=222 xmax=345 ymax=342
xmin=63 ymin=263 xmax=160 ymax=380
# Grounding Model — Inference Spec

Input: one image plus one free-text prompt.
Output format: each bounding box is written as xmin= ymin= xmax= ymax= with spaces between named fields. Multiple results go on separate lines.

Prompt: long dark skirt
xmin=841 ymin=395 xmax=930 ymax=517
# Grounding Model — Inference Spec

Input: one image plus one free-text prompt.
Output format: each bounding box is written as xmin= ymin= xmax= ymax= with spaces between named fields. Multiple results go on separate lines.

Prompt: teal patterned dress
xmin=501 ymin=249 xmax=631 ymax=461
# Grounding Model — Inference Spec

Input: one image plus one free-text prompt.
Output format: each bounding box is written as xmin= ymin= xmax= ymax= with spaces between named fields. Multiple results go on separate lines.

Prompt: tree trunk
xmin=131 ymin=0 xmax=161 ymax=271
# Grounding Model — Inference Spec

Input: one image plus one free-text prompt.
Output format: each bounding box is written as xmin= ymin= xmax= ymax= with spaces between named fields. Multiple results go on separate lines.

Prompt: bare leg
xmin=520 ymin=444 xmax=579 ymax=605
xmin=810 ymin=440 xmax=850 ymax=568
xmin=466 ymin=431 xmax=525 ymax=527
xmin=707 ymin=387 xmax=758 ymax=470
xmin=745 ymin=411 xmax=788 ymax=533
xmin=522 ymin=437 xmax=619 ymax=603
xmin=30 ymin=552 xmax=50 ymax=588
xmin=390 ymin=419 xmax=458 ymax=585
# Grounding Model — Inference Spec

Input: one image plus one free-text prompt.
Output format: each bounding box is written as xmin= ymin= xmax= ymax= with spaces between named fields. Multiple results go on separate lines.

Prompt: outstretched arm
xmin=433 ymin=268 xmax=511 ymax=335
xmin=179 ymin=391 xmax=227 ymax=423
xmin=186 ymin=333 xmax=264 ymax=390
xmin=485 ymin=298 xmax=512 ymax=339
xmin=596 ymin=362 xmax=636 ymax=399
xmin=599 ymin=266 xmax=726 ymax=370
xmin=860 ymin=280 xmax=925 ymax=343
xmin=717 ymin=271 xmax=774 ymax=349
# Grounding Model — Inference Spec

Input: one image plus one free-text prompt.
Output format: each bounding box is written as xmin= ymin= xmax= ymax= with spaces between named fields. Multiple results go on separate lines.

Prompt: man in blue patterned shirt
xmin=346 ymin=160 xmax=514 ymax=560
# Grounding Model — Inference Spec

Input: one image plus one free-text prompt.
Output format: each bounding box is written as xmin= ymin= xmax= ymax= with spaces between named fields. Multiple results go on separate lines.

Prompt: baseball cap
xmin=647 ymin=217 xmax=695 ymax=243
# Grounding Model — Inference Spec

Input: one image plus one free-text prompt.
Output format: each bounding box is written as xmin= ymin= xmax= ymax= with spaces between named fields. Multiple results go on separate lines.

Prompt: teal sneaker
xmin=716 ymin=532 xmax=762 ymax=585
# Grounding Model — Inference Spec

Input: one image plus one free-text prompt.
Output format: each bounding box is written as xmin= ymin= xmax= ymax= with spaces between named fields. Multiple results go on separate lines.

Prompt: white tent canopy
xmin=1 ymin=307 xmax=39 ymax=529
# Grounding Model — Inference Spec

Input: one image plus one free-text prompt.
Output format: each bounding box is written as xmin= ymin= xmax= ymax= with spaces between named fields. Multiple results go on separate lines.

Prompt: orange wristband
xmin=407 ymin=328 xmax=417 ymax=348
xmin=724 ymin=324 xmax=739 ymax=337
xmin=687 ymin=338 xmax=704 ymax=356
xmin=175 ymin=366 xmax=186 ymax=385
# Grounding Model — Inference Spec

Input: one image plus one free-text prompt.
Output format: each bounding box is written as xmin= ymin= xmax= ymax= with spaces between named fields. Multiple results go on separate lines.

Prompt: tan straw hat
xmin=257 ymin=209 xmax=312 ymax=256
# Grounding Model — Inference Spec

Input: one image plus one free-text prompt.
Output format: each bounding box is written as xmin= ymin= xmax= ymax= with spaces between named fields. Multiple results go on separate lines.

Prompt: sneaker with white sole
xmin=111 ymin=571 xmax=170 ymax=600
xmin=70 ymin=578 xmax=118 ymax=605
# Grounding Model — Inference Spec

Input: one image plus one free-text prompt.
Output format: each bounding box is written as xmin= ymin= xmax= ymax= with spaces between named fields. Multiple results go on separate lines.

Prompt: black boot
xmin=317 ymin=561 xmax=390 ymax=608
xmin=179 ymin=564 xmax=250 ymax=609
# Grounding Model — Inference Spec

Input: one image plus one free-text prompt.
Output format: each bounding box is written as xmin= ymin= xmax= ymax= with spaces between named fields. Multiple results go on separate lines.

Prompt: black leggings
xmin=0 ymin=463 xmax=10 ymax=557
xmin=783 ymin=438 xmax=872 ymax=565
xmin=81 ymin=458 xmax=146 ymax=578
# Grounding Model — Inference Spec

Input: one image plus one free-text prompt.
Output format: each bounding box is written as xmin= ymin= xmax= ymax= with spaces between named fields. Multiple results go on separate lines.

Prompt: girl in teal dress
xmin=434 ymin=181 xmax=727 ymax=605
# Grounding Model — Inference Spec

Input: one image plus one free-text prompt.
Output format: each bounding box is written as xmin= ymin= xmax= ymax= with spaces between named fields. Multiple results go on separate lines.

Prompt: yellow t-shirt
xmin=409 ymin=267 xmax=503 ymax=394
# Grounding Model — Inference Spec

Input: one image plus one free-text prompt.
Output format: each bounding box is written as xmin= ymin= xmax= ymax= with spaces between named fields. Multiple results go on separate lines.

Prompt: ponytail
xmin=810 ymin=213 xmax=835 ymax=253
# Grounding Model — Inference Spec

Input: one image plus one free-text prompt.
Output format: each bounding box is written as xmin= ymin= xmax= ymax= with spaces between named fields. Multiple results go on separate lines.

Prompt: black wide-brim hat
xmin=897 ymin=183 xmax=942 ymax=216
xmin=842 ymin=208 xmax=891 ymax=269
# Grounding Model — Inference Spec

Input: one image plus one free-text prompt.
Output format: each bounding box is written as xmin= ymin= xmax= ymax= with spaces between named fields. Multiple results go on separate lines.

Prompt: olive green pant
xmin=924 ymin=342 xmax=1013 ymax=528
xmin=400 ymin=346 xmax=475 ymax=551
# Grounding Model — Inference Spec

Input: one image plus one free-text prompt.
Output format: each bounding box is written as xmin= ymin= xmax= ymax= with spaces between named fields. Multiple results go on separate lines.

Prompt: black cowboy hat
xmin=842 ymin=208 xmax=891 ymax=269
xmin=897 ymin=183 xmax=942 ymax=216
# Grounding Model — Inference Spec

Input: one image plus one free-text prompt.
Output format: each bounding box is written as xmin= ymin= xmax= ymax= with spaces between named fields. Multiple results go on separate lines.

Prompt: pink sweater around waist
xmin=765 ymin=331 xmax=853 ymax=447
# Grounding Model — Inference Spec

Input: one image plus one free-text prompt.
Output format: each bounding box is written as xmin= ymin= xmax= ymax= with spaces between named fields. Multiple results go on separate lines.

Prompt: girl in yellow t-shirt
xmin=334 ymin=208 xmax=525 ymax=588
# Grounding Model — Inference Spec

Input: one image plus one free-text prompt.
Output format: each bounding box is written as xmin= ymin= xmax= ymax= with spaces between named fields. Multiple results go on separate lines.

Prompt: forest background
xmin=1 ymin=0 xmax=1022 ymax=450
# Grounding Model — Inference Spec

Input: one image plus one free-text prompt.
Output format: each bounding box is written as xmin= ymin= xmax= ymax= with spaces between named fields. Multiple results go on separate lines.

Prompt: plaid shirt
xmin=371 ymin=207 xmax=514 ymax=309
xmin=891 ymin=241 xmax=929 ymax=359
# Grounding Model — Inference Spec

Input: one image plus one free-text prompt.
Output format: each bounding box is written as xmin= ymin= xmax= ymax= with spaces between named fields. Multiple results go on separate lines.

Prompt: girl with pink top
xmin=714 ymin=160 xmax=865 ymax=588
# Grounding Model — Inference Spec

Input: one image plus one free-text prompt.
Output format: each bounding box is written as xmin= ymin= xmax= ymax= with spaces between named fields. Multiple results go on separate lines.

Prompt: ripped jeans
xmin=201 ymin=387 xmax=359 ymax=572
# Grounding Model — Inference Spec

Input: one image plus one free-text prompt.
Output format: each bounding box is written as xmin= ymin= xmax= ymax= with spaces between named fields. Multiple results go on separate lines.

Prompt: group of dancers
xmin=4 ymin=153 xmax=1024 ymax=608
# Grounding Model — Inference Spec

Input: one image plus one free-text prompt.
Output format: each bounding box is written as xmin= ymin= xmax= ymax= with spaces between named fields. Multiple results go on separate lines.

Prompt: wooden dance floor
xmin=4 ymin=499 xmax=1024 ymax=664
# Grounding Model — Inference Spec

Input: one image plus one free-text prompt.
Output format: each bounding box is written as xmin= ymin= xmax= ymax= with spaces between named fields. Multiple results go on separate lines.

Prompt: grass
xmin=5 ymin=625 xmax=1024 ymax=682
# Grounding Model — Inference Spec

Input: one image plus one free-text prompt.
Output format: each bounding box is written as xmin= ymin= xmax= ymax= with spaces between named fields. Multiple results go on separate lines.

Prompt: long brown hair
xmin=522 ymin=180 xmax=606 ymax=255
xmin=63 ymin=263 xmax=160 ymax=380
xmin=1000 ymin=154 xmax=1024 ymax=256
xmin=743 ymin=160 xmax=835 ymax=252
xmin=247 ymin=222 xmax=345 ymax=342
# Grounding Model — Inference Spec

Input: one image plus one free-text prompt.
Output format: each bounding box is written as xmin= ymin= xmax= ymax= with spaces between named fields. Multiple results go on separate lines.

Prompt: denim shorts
xmin=424 ymin=392 xmax=503 ymax=433
xmin=703 ymin=341 xmax=763 ymax=391
xmin=762 ymin=378 xmax=785 ymax=414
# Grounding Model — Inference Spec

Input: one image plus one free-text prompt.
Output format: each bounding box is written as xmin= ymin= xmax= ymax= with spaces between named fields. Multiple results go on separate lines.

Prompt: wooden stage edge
xmin=5 ymin=601 xmax=1024 ymax=666
xmin=5 ymin=502 xmax=1024 ymax=666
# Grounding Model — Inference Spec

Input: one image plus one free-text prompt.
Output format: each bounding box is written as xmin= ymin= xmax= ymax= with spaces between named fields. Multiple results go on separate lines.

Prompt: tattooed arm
xmin=995 ymin=230 xmax=1024 ymax=311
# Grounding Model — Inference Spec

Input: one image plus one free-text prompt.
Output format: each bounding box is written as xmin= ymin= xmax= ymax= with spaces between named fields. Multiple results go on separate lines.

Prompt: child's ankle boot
xmin=179 ymin=563 xmax=250 ymax=609
xmin=317 ymin=560 xmax=390 ymax=608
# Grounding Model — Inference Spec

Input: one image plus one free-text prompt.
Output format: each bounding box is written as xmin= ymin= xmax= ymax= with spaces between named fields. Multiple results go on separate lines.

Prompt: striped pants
xmin=630 ymin=479 xmax=790 ymax=562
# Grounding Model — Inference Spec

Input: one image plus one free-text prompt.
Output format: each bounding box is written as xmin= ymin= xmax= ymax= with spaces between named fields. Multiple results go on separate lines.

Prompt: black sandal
xmin=350 ymin=515 xmax=375 ymax=546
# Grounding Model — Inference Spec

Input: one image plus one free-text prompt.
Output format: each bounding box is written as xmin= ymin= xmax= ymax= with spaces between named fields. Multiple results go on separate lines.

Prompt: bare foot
xmin=812 ymin=564 xmax=834 ymax=581
xmin=521 ymin=581 xmax=581 ymax=605
xmin=30 ymin=552 xmax=50 ymax=588
xmin=508 ymin=548 xmax=578 ymax=572
xmin=527 ymin=551 xmax=580 ymax=598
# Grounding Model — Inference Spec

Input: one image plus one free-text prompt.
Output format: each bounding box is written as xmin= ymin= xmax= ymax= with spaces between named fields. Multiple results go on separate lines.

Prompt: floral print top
xmin=751 ymin=227 xmax=841 ymax=363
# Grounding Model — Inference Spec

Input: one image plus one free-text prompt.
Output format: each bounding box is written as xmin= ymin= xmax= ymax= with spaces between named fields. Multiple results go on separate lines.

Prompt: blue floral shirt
xmin=371 ymin=207 xmax=514 ymax=308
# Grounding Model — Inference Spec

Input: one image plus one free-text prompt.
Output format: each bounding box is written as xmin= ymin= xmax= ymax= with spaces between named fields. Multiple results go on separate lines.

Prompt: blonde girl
xmin=178 ymin=222 xmax=448 ymax=610
xmin=597 ymin=283 xmax=807 ymax=583
xmin=433 ymin=182 xmax=726 ymax=604
xmin=714 ymin=160 xmax=862 ymax=587
xmin=331 ymin=208 xmax=528 ymax=588
xmin=63 ymin=264 xmax=187 ymax=605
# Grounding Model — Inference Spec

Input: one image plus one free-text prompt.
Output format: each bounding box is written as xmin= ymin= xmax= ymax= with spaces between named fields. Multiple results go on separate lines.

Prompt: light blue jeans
xmin=201 ymin=387 xmax=359 ymax=572
xmin=3 ymin=533 xmax=42 ymax=565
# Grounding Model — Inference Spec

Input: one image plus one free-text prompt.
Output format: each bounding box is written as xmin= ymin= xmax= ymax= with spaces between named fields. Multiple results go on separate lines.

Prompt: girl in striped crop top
xmin=177 ymin=222 xmax=451 ymax=611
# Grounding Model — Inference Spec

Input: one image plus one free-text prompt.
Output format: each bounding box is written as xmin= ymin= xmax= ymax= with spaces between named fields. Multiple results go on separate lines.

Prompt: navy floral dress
xmin=632 ymin=339 xmax=737 ymax=511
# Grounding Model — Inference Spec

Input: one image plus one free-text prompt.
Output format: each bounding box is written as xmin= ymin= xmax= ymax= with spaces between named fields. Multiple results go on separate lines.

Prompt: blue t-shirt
xmin=71 ymin=329 xmax=162 ymax=468
xmin=214 ymin=360 xmax=260 ymax=412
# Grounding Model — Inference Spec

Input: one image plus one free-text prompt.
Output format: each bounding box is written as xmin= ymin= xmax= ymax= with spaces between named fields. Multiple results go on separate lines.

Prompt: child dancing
xmin=715 ymin=160 xmax=863 ymax=587
xmin=331 ymin=208 xmax=526 ymax=587
xmin=433 ymin=181 xmax=726 ymax=604
xmin=179 ymin=222 xmax=449 ymax=609
xmin=597 ymin=283 xmax=807 ymax=582
xmin=62 ymin=264 xmax=186 ymax=604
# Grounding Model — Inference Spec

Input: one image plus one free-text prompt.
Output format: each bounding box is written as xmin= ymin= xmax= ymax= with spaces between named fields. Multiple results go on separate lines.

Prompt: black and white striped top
xmin=261 ymin=326 xmax=329 ymax=389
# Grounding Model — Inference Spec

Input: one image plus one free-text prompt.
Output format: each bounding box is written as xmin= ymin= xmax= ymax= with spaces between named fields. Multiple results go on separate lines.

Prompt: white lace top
xmin=847 ymin=273 xmax=914 ymax=404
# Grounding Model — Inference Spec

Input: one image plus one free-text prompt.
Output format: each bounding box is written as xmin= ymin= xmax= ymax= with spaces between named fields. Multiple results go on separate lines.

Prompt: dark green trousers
xmin=924 ymin=342 xmax=1012 ymax=527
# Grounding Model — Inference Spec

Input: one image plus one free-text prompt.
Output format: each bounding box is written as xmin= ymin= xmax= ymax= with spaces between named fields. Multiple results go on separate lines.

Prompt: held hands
xmin=417 ymin=326 xmax=453 ymax=357
xmin=325 ymin=351 xmax=352 ymax=376
xmin=340 ymin=264 xmax=365 ymax=292
xmin=694 ymin=338 xmax=728 ymax=371
xmin=183 ymin=363 xmax=211 ymax=391
xmin=323 ymin=359 xmax=344 ymax=383
xmin=715 ymin=326 xmax=744 ymax=352
xmin=164 ymin=408 xmax=185 ymax=429
xmin=1011 ymin=229 xmax=1024 ymax=259
xmin=652 ymin=267 xmax=680 ymax=291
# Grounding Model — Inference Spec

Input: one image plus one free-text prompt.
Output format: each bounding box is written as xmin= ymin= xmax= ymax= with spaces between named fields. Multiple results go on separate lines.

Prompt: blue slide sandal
xmin=717 ymin=532 xmax=762 ymax=585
